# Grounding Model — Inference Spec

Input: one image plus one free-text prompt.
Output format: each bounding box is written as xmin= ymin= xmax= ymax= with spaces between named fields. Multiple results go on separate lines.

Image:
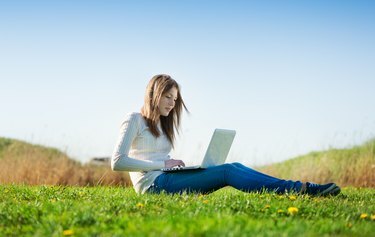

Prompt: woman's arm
xmin=111 ymin=113 xmax=165 ymax=171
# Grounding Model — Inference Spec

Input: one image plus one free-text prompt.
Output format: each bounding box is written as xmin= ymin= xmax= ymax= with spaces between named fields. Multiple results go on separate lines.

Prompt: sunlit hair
xmin=141 ymin=74 xmax=189 ymax=148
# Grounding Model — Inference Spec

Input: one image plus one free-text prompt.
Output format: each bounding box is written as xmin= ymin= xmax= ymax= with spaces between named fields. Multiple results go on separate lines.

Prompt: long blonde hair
xmin=141 ymin=74 xmax=188 ymax=148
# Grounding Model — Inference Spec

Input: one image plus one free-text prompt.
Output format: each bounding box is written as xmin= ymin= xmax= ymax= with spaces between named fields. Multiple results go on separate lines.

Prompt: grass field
xmin=259 ymin=138 xmax=375 ymax=188
xmin=0 ymin=137 xmax=131 ymax=186
xmin=0 ymin=185 xmax=374 ymax=237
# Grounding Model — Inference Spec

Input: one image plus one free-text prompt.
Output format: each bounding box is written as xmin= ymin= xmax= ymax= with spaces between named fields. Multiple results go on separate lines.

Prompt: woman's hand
xmin=164 ymin=159 xmax=185 ymax=168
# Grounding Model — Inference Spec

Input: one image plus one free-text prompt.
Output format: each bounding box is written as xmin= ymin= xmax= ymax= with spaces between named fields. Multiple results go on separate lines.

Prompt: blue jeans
xmin=147 ymin=163 xmax=302 ymax=194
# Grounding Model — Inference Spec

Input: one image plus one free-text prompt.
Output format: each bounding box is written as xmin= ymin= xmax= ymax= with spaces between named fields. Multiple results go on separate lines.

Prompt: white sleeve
xmin=111 ymin=113 xmax=165 ymax=171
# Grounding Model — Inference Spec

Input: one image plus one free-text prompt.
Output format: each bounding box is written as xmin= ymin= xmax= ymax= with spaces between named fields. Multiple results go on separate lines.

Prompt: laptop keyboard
xmin=161 ymin=166 xmax=184 ymax=172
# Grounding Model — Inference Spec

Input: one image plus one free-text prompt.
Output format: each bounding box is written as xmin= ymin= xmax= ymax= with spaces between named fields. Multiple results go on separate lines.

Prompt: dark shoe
xmin=329 ymin=186 xmax=341 ymax=196
xmin=303 ymin=182 xmax=338 ymax=196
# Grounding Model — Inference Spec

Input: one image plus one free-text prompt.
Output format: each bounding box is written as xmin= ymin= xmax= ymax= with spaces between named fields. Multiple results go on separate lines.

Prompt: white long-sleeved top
xmin=111 ymin=112 xmax=171 ymax=194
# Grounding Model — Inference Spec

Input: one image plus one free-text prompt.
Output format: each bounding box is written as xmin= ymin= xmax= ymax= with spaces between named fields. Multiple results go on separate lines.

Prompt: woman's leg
xmin=148 ymin=163 xmax=302 ymax=194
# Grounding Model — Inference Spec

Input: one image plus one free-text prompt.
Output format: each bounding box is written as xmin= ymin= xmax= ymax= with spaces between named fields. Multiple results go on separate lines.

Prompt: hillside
xmin=1 ymin=137 xmax=374 ymax=187
xmin=0 ymin=137 xmax=131 ymax=186
xmin=258 ymin=139 xmax=375 ymax=187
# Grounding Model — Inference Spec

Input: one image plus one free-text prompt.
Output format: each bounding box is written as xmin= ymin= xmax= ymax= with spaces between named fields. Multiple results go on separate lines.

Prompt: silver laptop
xmin=161 ymin=129 xmax=236 ymax=172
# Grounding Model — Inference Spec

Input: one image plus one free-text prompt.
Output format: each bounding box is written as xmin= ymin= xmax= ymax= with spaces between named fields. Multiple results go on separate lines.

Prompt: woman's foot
xmin=301 ymin=182 xmax=341 ymax=196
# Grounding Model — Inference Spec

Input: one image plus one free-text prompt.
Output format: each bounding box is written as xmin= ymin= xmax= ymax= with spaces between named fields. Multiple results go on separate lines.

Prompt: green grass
xmin=0 ymin=137 xmax=68 ymax=160
xmin=258 ymin=139 xmax=375 ymax=187
xmin=0 ymin=185 xmax=374 ymax=236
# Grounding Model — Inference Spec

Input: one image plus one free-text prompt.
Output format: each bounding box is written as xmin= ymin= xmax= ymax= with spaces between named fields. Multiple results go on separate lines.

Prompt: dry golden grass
xmin=1 ymin=137 xmax=374 ymax=187
xmin=0 ymin=138 xmax=131 ymax=186
xmin=258 ymin=139 xmax=375 ymax=187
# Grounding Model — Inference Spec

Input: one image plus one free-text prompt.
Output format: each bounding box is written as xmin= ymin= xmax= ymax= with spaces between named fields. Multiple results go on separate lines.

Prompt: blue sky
xmin=1 ymin=1 xmax=375 ymax=166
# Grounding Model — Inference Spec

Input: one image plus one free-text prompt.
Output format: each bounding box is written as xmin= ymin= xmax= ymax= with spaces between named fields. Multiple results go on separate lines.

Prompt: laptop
xmin=161 ymin=129 xmax=236 ymax=172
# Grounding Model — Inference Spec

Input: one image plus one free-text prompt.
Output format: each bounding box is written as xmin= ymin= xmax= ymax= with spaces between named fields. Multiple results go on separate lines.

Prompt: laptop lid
xmin=200 ymin=129 xmax=236 ymax=168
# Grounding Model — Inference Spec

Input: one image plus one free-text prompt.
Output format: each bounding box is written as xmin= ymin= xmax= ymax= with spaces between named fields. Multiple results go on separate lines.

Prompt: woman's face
xmin=158 ymin=86 xmax=178 ymax=116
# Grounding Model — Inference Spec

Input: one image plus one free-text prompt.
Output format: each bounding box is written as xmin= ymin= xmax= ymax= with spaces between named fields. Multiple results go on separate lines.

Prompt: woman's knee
xmin=218 ymin=163 xmax=238 ymax=171
xmin=208 ymin=163 xmax=239 ymax=177
xmin=231 ymin=162 xmax=243 ymax=167
xmin=230 ymin=162 xmax=248 ymax=170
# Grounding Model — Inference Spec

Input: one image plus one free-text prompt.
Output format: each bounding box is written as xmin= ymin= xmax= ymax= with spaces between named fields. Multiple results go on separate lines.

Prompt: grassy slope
xmin=0 ymin=137 xmax=74 ymax=162
xmin=0 ymin=137 xmax=131 ymax=186
xmin=0 ymin=185 xmax=374 ymax=236
xmin=1 ymin=136 xmax=374 ymax=187
xmin=258 ymin=139 xmax=375 ymax=187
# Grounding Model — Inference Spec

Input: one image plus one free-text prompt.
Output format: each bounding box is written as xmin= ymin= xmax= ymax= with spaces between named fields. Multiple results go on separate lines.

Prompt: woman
xmin=111 ymin=74 xmax=341 ymax=196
